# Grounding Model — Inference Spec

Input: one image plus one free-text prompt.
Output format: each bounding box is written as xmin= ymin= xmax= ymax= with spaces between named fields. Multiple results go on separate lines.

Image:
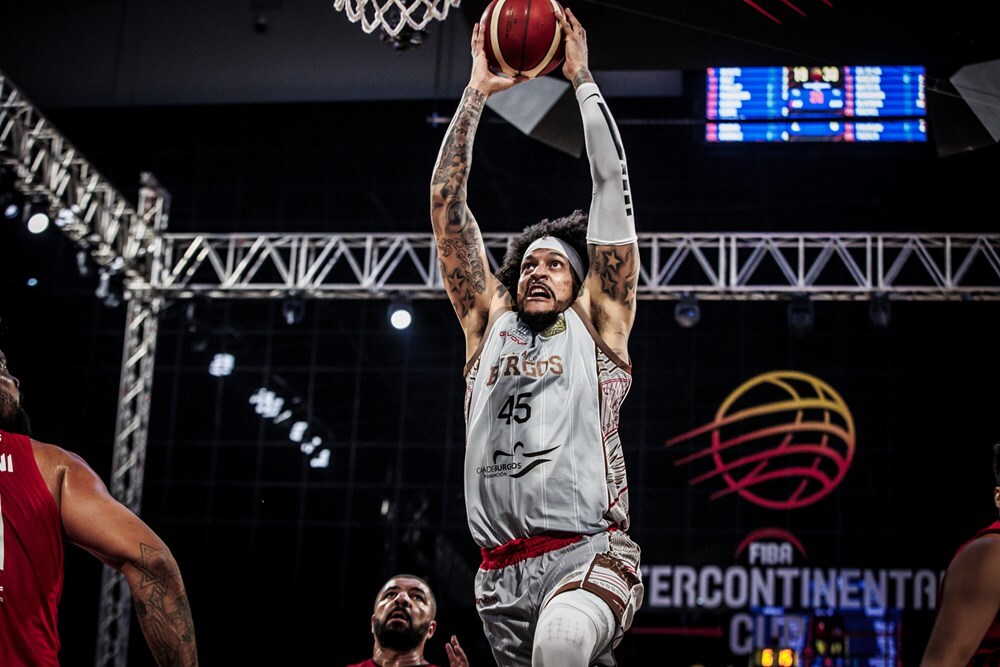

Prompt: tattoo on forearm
xmin=591 ymin=245 xmax=638 ymax=310
xmin=131 ymin=543 xmax=198 ymax=666
xmin=432 ymin=87 xmax=490 ymax=318
xmin=431 ymin=86 xmax=486 ymax=199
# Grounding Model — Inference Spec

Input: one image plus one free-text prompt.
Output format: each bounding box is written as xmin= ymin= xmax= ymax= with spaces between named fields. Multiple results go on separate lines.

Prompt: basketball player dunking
xmin=430 ymin=9 xmax=643 ymax=666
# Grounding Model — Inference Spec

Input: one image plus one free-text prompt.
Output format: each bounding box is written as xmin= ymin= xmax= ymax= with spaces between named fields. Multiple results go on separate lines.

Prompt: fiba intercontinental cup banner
xmin=635 ymin=370 xmax=943 ymax=666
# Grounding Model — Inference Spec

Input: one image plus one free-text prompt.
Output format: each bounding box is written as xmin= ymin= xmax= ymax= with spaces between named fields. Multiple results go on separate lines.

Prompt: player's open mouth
xmin=527 ymin=284 xmax=552 ymax=299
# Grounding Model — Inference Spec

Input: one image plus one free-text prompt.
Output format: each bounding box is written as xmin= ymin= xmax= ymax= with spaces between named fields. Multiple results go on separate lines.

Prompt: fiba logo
xmin=666 ymin=370 xmax=855 ymax=510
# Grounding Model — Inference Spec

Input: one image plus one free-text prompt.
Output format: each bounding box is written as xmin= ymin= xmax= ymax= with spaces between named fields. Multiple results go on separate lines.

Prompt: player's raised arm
xmin=50 ymin=442 xmax=199 ymax=666
xmin=559 ymin=8 xmax=639 ymax=365
xmin=430 ymin=22 xmax=524 ymax=358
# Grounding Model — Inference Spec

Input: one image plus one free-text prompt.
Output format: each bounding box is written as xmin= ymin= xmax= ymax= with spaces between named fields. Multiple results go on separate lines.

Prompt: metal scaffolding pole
xmin=94 ymin=175 xmax=170 ymax=667
xmin=93 ymin=295 xmax=163 ymax=666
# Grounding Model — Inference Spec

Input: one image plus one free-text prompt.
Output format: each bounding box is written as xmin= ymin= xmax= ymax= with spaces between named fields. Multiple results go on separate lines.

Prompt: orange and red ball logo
xmin=666 ymin=370 xmax=855 ymax=510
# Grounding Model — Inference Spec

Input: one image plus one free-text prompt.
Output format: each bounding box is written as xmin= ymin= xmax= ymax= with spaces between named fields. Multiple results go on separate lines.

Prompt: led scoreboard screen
xmin=705 ymin=65 xmax=927 ymax=143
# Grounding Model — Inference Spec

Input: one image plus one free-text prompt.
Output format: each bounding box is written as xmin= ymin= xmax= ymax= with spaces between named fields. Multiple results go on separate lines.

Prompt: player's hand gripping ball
xmin=480 ymin=0 xmax=566 ymax=79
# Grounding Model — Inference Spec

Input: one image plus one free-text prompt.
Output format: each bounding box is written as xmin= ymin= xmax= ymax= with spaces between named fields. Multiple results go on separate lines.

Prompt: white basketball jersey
xmin=463 ymin=302 xmax=632 ymax=548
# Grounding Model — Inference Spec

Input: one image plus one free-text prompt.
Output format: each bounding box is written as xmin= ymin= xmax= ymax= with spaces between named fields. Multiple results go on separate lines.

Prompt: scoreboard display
xmin=705 ymin=65 xmax=927 ymax=143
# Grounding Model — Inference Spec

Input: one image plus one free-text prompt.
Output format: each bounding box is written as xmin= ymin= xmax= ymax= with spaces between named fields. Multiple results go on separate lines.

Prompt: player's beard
xmin=373 ymin=615 xmax=431 ymax=652
xmin=0 ymin=392 xmax=32 ymax=436
xmin=519 ymin=309 xmax=561 ymax=333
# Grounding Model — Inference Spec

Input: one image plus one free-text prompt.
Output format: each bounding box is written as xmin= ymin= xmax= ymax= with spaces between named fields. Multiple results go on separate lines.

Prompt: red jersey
xmin=0 ymin=429 xmax=64 ymax=666
xmin=950 ymin=520 xmax=1000 ymax=667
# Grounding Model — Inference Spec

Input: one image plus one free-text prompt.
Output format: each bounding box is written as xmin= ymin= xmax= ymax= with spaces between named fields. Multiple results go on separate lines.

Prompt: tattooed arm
xmin=430 ymin=22 xmax=524 ymax=360
xmin=559 ymin=8 xmax=639 ymax=365
xmin=36 ymin=440 xmax=199 ymax=666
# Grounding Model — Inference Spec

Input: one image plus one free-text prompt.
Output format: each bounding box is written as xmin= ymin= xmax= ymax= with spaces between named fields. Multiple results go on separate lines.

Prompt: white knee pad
xmin=532 ymin=589 xmax=616 ymax=667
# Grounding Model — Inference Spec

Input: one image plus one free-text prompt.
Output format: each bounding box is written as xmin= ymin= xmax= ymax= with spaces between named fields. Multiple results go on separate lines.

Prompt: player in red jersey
xmin=920 ymin=441 xmax=1000 ymax=667
xmin=0 ymin=347 xmax=198 ymax=666
xmin=347 ymin=574 xmax=468 ymax=667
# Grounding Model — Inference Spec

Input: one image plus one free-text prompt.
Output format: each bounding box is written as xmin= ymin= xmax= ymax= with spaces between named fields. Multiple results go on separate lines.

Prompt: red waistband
xmin=479 ymin=532 xmax=583 ymax=570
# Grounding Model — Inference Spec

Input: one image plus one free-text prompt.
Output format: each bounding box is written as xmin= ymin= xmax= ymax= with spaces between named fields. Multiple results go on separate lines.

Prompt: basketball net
xmin=332 ymin=0 xmax=462 ymax=37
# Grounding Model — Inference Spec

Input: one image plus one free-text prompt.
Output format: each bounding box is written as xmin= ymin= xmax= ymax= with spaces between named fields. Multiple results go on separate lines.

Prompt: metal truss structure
xmin=0 ymin=77 xmax=161 ymax=277
xmin=3 ymin=67 xmax=1000 ymax=667
xmin=154 ymin=231 xmax=1000 ymax=301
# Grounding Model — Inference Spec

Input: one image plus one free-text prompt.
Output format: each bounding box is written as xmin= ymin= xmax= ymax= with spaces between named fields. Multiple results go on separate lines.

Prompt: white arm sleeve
xmin=576 ymin=82 xmax=637 ymax=245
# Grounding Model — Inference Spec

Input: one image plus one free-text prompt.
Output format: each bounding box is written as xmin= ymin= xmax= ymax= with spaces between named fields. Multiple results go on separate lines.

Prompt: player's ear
xmin=427 ymin=619 xmax=437 ymax=639
xmin=370 ymin=615 xmax=376 ymax=634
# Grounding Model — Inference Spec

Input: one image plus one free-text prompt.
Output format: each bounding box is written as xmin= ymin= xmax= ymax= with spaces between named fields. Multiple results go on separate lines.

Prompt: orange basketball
xmin=480 ymin=0 xmax=566 ymax=79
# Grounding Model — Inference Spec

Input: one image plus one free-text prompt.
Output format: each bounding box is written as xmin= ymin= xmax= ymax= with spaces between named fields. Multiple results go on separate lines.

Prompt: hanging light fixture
xmin=387 ymin=294 xmax=413 ymax=330
xmin=674 ymin=294 xmax=701 ymax=328
xmin=786 ymin=294 xmax=814 ymax=337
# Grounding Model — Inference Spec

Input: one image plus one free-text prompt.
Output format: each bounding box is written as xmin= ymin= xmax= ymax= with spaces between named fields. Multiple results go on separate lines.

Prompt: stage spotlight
xmin=282 ymin=296 xmax=305 ymax=325
xmin=28 ymin=209 xmax=49 ymax=234
xmin=0 ymin=167 xmax=21 ymax=219
xmin=387 ymin=294 xmax=413 ymax=330
xmin=208 ymin=352 xmax=235 ymax=377
xmin=249 ymin=387 xmax=285 ymax=419
xmin=869 ymin=292 xmax=891 ymax=329
xmin=1 ymin=192 xmax=21 ymax=220
xmin=289 ymin=421 xmax=308 ymax=443
xmin=309 ymin=448 xmax=330 ymax=469
xmin=674 ymin=294 xmax=700 ymax=328
xmin=299 ymin=436 xmax=322 ymax=455
xmin=26 ymin=213 xmax=49 ymax=234
xmin=26 ymin=198 xmax=50 ymax=234
xmin=786 ymin=294 xmax=814 ymax=336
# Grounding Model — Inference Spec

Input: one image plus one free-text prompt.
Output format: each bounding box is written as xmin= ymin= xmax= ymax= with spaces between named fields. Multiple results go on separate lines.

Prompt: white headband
xmin=524 ymin=236 xmax=585 ymax=283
